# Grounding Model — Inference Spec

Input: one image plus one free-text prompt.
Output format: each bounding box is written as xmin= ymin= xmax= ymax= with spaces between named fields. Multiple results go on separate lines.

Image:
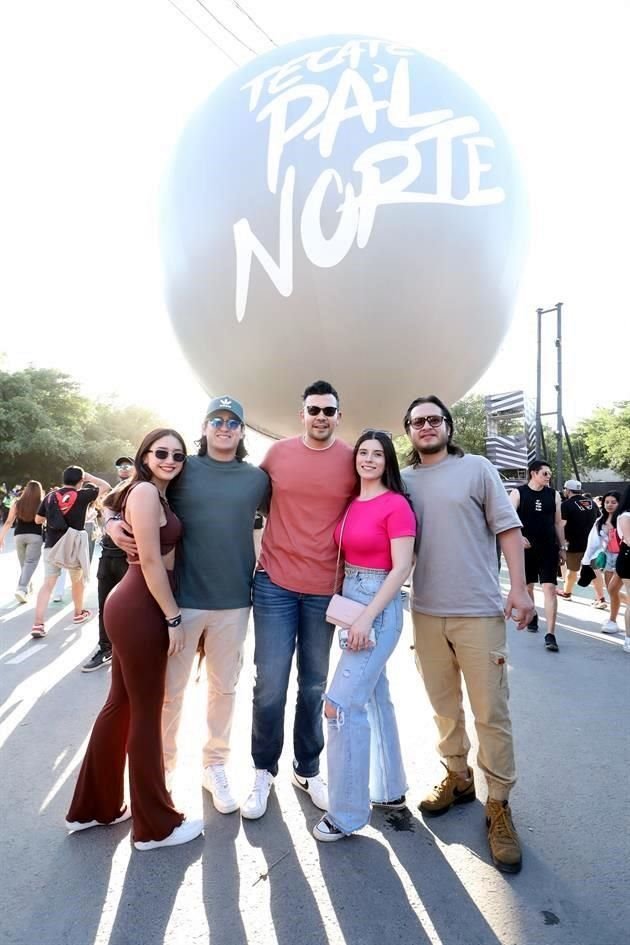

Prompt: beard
xmin=417 ymin=436 xmax=448 ymax=456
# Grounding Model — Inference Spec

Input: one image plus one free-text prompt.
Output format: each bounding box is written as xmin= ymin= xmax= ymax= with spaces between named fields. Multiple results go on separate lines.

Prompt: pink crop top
xmin=334 ymin=492 xmax=417 ymax=570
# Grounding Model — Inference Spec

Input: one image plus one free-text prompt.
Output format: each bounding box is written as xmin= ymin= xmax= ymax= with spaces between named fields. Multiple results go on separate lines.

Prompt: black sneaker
xmin=82 ymin=648 xmax=113 ymax=673
xmin=527 ymin=613 xmax=539 ymax=632
xmin=544 ymin=634 xmax=559 ymax=653
xmin=372 ymin=795 xmax=407 ymax=810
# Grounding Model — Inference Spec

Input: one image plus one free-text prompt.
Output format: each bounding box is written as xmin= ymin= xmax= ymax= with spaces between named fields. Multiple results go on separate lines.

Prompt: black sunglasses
xmin=305 ymin=406 xmax=338 ymax=417
xmin=408 ymin=415 xmax=446 ymax=430
xmin=147 ymin=448 xmax=186 ymax=463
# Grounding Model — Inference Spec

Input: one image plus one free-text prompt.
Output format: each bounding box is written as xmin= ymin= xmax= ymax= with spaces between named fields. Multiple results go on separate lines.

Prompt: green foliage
xmin=0 ymin=367 xmax=163 ymax=487
xmin=450 ymin=394 xmax=488 ymax=456
xmin=576 ymin=402 xmax=630 ymax=478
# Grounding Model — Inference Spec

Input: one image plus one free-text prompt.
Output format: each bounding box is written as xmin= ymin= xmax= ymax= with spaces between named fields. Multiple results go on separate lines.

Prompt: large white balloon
xmin=162 ymin=35 xmax=526 ymax=439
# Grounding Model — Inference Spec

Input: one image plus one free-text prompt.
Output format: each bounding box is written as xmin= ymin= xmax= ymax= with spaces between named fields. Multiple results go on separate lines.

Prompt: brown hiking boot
xmin=419 ymin=763 xmax=475 ymax=816
xmin=485 ymin=799 xmax=522 ymax=873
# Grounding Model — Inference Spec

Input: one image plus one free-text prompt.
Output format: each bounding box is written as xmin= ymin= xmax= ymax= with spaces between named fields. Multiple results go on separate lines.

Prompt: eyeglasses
xmin=207 ymin=417 xmax=242 ymax=431
xmin=408 ymin=415 xmax=446 ymax=430
xmin=147 ymin=448 xmax=186 ymax=463
xmin=305 ymin=406 xmax=338 ymax=417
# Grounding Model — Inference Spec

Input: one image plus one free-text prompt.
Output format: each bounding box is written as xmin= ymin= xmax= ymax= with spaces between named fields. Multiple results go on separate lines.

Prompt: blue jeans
xmin=251 ymin=571 xmax=334 ymax=777
xmin=325 ymin=567 xmax=407 ymax=834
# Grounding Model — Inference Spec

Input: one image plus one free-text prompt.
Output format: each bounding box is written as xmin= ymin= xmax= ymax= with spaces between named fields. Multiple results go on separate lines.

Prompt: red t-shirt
xmin=258 ymin=436 xmax=356 ymax=594
xmin=334 ymin=492 xmax=417 ymax=570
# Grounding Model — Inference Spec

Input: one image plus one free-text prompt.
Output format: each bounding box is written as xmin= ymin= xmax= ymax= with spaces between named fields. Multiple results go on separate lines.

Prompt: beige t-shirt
xmin=402 ymin=453 xmax=521 ymax=616
xmin=258 ymin=436 xmax=355 ymax=595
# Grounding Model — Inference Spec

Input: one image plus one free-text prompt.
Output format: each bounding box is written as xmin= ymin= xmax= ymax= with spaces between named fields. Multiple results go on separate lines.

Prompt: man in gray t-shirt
xmin=401 ymin=394 xmax=533 ymax=875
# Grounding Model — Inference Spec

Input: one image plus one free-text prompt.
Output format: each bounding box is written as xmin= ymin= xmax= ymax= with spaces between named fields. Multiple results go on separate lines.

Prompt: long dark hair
xmin=596 ymin=491 xmax=621 ymax=534
xmin=15 ymin=480 xmax=44 ymax=522
xmin=104 ymin=428 xmax=187 ymax=513
xmin=353 ymin=430 xmax=408 ymax=497
xmin=402 ymin=394 xmax=464 ymax=467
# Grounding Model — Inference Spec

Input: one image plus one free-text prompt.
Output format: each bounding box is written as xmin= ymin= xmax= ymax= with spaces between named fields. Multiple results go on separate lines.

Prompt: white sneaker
xmin=241 ymin=769 xmax=275 ymax=820
xmin=66 ymin=806 xmax=131 ymax=832
xmin=202 ymin=764 xmax=239 ymax=814
xmin=15 ymin=590 xmax=28 ymax=604
xmin=602 ymin=620 xmax=619 ymax=634
xmin=52 ymin=595 xmax=62 ymax=603
xmin=292 ymin=772 xmax=328 ymax=811
xmin=624 ymin=637 xmax=630 ymax=654
xmin=134 ymin=818 xmax=203 ymax=851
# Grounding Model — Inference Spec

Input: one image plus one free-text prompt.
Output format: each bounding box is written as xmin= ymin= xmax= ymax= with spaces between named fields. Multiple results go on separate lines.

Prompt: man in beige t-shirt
xmin=242 ymin=380 xmax=355 ymax=820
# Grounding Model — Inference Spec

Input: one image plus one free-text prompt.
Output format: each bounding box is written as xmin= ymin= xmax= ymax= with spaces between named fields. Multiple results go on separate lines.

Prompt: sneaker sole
xmin=313 ymin=825 xmax=346 ymax=842
xmin=66 ymin=807 xmax=131 ymax=832
xmin=419 ymin=789 xmax=476 ymax=817
xmin=134 ymin=820 xmax=203 ymax=851
xmin=372 ymin=800 xmax=407 ymax=811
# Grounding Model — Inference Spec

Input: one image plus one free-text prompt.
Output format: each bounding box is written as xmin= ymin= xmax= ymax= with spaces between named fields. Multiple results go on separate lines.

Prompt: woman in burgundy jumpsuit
xmin=66 ymin=429 xmax=203 ymax=851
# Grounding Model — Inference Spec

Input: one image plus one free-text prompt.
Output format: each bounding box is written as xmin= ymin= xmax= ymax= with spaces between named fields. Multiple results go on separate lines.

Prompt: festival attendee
xmin=242 ymin=381 xmax=355 ymax=820
xmin=106 ymin=399 xmax=269 ymax=814
xmin=558 ymin=480 xmax=599 ymax=603
xmin=611 ymin=486 xmax=630 ymax=653
xmin=402 ymin=395 xmax=533 ymax=874
xmin=0 ymin=480 xmax=45 ymax=602
xmin=313 ymin=430 xmax=416 ymax=842
xmin=66 ymin=429 xmax=203 ymax=850
xmin=510 ymin=460 xmax=565 ymax=652
xmin=82 ymin=457 xmax=134 ymax=673
xmin=582 ymin=491 xmax=626 ymax=633
xmin=31 ymin=467 xmax=111 ymax=637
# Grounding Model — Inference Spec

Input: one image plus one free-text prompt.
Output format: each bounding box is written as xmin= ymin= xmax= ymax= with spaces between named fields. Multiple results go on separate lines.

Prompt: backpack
xmin=46 ymin=488 xmax=78 ymax=532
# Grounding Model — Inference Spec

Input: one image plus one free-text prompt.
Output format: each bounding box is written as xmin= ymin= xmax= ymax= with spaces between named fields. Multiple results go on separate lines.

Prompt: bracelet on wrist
xmin=166 ymin=613 xmax=182 ymax=628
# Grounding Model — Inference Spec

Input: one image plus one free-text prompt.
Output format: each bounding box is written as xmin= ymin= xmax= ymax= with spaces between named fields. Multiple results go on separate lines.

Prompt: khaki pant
xmin=411 ymin=611 xmax=516 ymax=801
xmin=162 ymin=607 xmax=250 ymax=771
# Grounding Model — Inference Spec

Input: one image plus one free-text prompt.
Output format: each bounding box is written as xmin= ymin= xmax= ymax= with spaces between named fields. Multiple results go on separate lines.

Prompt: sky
xmin=2 ymin=0 xmax=629 ymax=451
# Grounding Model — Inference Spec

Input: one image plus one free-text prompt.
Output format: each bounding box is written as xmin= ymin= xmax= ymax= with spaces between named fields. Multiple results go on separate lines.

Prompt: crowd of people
xmin=1 ymin=383 xmax=629 ymax=869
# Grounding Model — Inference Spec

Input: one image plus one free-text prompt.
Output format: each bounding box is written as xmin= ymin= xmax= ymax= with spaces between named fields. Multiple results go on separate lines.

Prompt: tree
xmin=576 ymin=402 xmax=630 ymax=478
xmin=0 ymin=367 xmax=163 ymax=487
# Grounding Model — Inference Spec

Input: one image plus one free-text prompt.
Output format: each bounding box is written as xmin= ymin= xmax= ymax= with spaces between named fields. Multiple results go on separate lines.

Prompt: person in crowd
xmin=82 ymin=457 xmax=134 ymax=673
xmin=31 ymin=467 xmax=110 ymax=637
xmin=509 ymin=460 xmax=565 ymax=651
xmin=0 ymin=480 xmax=45 ymax=602
xmin=106 ymin=399 xmax=269 ymax=814
xmin=401 ymin=395 xmax=533 ymax=874
xmin=611 ymin=486 xmax=630 ymax=653
xmin=313 ymin=430 xmax=416 ymax=842
xmin=581 ymin=491 xmax=626 ymax=633
xmin=558 ymin=480 xmax=600 ymax=604
xmin=66 ymin=428 xmax=203 ymax=850
xmin=242 ymin=381 xmax=355 ymax=820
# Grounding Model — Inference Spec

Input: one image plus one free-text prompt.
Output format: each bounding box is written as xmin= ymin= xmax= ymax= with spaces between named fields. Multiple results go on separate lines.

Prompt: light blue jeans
xmin=325 ymin=566 xmax=407 ymax=834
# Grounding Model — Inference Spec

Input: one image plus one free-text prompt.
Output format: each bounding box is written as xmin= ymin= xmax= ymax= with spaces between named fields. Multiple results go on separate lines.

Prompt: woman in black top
xmin=0 ymin=480 xmax=44 ymax=602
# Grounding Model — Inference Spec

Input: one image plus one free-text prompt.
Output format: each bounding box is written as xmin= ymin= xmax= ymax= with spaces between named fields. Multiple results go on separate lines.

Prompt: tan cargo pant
xmin=162 ymin=607 xmax=250 ymax=772
xmin=411 ymin=611 xmax=516 ymax=801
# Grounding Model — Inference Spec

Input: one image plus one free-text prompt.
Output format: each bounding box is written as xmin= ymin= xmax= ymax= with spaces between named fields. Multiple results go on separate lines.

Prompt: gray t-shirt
xmin=169 ymin=454 xmax=270 ymax=610
xmin=402 ymin=453 xmax=521 ymax=617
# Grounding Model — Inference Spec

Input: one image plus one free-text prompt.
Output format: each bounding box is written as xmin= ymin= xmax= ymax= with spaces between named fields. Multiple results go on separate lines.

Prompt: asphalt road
xmin=1 ymin=536 xmax=628 ymax=945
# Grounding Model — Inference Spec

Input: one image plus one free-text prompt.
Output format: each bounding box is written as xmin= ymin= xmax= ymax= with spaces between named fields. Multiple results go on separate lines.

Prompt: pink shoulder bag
xmin=325 ymin=505 xmax=366 ymax=629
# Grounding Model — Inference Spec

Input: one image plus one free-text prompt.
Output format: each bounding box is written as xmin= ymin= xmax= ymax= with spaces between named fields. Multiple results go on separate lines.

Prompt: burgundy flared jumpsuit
xmin=67 ymin=505 xmax=184 ymax=842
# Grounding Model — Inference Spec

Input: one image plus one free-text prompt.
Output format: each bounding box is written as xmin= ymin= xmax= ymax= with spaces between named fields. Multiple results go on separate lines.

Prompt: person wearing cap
xmin=105 ymin=396 xmax=269 ymax=814
xmin=559 ymin=480 xmax=599 ymax=604
xmin=82 ymin=457 xmax=134 ymax=672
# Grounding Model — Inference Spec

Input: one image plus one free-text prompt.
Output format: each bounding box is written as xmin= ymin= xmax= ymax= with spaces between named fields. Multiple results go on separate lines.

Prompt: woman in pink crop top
xmin=313 ymin=430 xmax=416 ymax=842
xmin=66 ymin=428 xmax=203 ymax=851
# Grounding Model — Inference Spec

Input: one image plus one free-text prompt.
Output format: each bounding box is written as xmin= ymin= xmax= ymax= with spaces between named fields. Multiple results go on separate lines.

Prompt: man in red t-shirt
xmin=242 ymin=381 xmax=356 ymax=820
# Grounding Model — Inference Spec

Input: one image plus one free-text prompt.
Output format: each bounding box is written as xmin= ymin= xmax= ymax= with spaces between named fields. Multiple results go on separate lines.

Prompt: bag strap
xmin=333 ymin=502 xmax=354 ymax=593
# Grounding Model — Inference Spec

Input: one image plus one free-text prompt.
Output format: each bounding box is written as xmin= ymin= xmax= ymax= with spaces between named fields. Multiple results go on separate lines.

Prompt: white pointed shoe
xmin=202 ymin=764 xmax=239 ymax=814
xmin=292 ymin=772 xmax=328 ymax=811
xmin=66 ymin=806 xmax=131 ymax=832
xmin=134 ymin=818 xmax=203 ymax=851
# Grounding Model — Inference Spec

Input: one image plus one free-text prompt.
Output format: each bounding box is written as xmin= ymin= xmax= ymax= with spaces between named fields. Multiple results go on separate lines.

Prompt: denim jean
xmin=325 ymin=567 xmax=407 ymax=834
xmin=14 ymin=533 xmax=43 ymax=593
xmin=251 ymin=571 xmax=334 ymax=777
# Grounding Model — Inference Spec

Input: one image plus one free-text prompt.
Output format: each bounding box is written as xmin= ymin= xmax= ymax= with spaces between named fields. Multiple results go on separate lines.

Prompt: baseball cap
xmin=206 ymin=396 xmax=244 ymax=423
xmin=115 ymin=456 xmax=134 ymax=467
xmin=564 ymin=479 xmax=582 ymax=491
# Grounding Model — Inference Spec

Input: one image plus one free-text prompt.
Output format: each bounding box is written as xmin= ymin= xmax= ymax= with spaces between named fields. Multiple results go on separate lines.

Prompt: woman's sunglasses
xmin=147 ymin=448 xmax=186 ymax=463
